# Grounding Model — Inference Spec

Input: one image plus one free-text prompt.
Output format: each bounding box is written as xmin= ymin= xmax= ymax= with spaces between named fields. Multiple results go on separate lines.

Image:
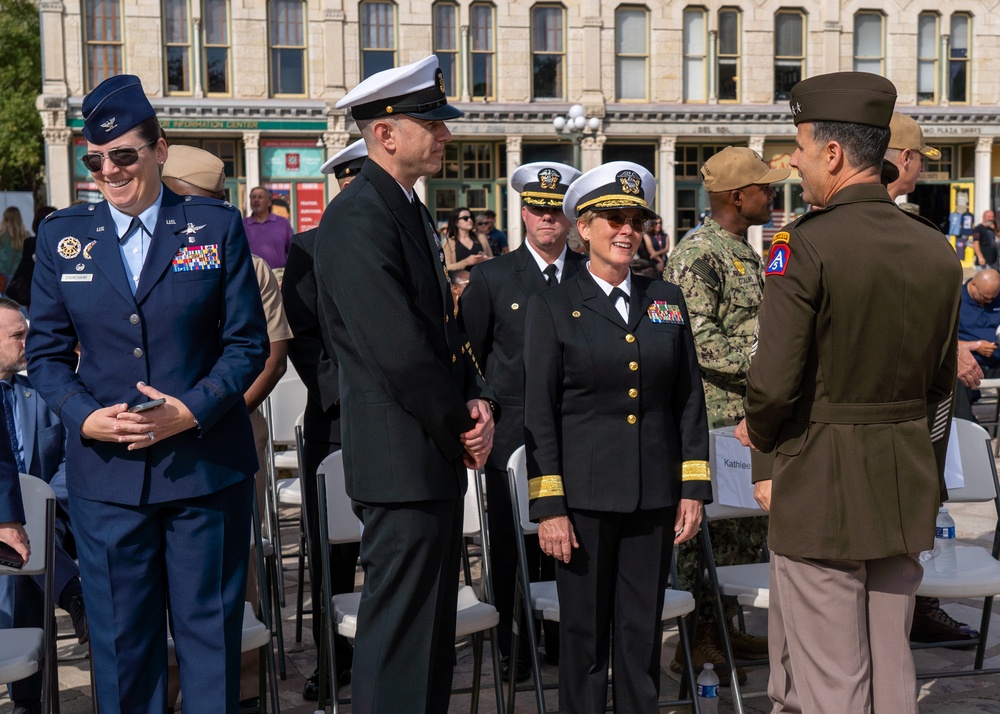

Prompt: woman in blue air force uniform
xmin=523 ymin=161 xmax=712 ymax=714
xmin=26 ymin=74 xmax=267 ymax=714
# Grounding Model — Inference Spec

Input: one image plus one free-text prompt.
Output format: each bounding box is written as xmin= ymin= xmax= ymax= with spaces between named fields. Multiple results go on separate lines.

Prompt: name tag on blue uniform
xmin=172 ymin=244 xmax=221 ymax=271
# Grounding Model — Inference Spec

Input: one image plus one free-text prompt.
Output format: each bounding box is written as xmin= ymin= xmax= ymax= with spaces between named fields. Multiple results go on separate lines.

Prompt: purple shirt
xmin=243 ymin=213 xmax=293 ymax=269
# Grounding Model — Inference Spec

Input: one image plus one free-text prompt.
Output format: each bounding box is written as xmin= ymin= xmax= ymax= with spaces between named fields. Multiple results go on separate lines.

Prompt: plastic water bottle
xmin=934 ymin=506 xmax=957 ymax=574
xmin=697 ymin=662 xmax=720 ymax=713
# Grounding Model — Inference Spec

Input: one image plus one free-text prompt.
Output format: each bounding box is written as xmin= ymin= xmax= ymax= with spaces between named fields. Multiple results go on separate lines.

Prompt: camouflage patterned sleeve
xmin=665 ymin=244 xmax=750 ymax=381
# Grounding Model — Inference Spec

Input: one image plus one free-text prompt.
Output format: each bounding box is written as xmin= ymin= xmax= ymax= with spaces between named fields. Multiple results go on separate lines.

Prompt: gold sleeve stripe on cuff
xmin=682 ymin=460 xmax=711 ymax=482
xmin=528 ymin=475 xmax=565 ymax=499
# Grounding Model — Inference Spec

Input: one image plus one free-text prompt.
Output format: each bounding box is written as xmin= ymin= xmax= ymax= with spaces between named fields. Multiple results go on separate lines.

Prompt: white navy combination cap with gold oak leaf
xmin=562 ymin=161 xmax=657 ymax=221
xmin=320 ymin=138 xmax=368 ymax=179
xmin=510 ymin=162 xmax=581 ymax=208
xmin=336 ymin=55 xmax=463 ymax=122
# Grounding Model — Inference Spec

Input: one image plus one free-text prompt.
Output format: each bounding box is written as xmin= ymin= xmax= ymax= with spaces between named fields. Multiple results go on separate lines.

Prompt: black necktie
xmin=1 ymin=383 xmax=24 ymax=474
xmin=119 ymin=216 xmax=145 ymax=244
xmin=543 ymin=264 xmax=558 ymax=286
xmin=609 ymin=287 xmax=629 ymax=321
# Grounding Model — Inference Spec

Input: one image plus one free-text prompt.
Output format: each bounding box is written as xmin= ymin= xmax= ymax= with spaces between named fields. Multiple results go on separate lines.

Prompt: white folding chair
xmin=316 ymin=451 xmax=506 ymax=714
xmin=505 ymin=446 xmax=700 ymax=714
xmin=914 ymin=418 xmax=1000 ymax=679
xmin=0 ymin=474 xmax=58 ymax=714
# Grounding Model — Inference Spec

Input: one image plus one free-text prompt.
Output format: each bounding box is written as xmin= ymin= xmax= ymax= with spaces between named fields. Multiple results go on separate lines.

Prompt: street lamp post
xmin=552 ymin=104 xmax=601 ymax=170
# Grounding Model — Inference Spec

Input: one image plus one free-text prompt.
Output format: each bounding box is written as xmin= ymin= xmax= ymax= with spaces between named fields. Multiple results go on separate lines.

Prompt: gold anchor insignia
xmin=538 ymin=168 xmax=561 ymax=190
xmin=617 ymin=171 xmax=641 ymax=195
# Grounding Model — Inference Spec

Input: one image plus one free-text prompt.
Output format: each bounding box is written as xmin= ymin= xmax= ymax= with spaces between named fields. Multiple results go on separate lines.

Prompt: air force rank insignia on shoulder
xmin=648 ymin=301 xmax=684 ymax=325
xmin=766 ymin=243 xmax=790 ymax=276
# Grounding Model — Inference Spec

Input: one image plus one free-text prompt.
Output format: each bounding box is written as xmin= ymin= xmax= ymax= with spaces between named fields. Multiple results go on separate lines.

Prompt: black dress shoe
xmin=12 ymin=701 xmax=42 ymax=714
xmin=499 ymin=656 xmax=531 ymax=683
xmin=67 ymin=593 xmax=88 ymax=645
xmin=238 ymin=697 xmax=260 ymax=714
xmin=303 ymin=666 xmax=351 ymax=701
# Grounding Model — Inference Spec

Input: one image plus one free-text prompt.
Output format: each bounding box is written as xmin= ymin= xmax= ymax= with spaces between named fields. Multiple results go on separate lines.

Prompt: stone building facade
xmin=37 ymin=0 xmax=1000 ymax=253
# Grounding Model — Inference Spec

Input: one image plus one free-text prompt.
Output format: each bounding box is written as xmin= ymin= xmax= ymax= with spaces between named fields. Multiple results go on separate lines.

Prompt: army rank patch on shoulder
xmin=648 ymin=301 xmax=684 ymax=325
xmin=766 ymin=243 xmax=790 ymax=276
xmin=172 ymin=244 xmax=221 ymax=271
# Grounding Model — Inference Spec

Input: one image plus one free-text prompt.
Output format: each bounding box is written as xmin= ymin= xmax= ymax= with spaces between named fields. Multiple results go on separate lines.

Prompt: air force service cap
xmin=700 ymin=147 xmax=790 ymax=192
xmin=336 ymin=55 xmax=462 ymax=121
xmin=162 ymin=145 xmax=226 ymax=194
xmin=888 ymin=112 xmax=940 ymax=159
xmin=81 ymin=74 xmax=157 ymax=145
xmin=788 ymin=72 xmax=896 ymax=128
xmin=320 ymin=138 xmax=368 ymax=179
xmin=562 ymin=161 xmax=657 ymax=221
xmin=511 ymin=162 xmax=581 ymax=207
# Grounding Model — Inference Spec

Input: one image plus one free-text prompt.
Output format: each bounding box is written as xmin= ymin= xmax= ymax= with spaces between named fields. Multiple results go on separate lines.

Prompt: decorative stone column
xmin=243 ymin=132 xmax=261 ymax=213
xmin=747 ymin=136 xmax=766 ymax=253
xmin=580 ymin=133 xmax=605 ymax=173
xmin=658 ymin=136 xmax=677 ymax=243
xmin=975 ymin=136 xmax=993 ymax=220
xmin=506 ymin=136 xmax=524 ymax=249
xmin=42 ymin=127 xmax=72 ymax=208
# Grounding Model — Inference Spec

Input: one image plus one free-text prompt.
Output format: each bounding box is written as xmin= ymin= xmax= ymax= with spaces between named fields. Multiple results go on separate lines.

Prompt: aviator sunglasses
xmin=600 ymin=212 xmax=647 ymax=232
xmin=80 ymin=139 xmax=158 ymax=172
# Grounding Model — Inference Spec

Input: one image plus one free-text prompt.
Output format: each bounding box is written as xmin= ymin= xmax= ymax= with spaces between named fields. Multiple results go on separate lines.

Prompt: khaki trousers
xmin=768 ymin=552 xmax=922 ymax=714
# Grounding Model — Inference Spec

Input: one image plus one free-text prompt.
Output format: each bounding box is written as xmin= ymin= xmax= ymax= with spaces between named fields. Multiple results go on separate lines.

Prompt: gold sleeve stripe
xmin=528 ymin=475 xmax=565 ymax=499
xmin=682 ymin=461 xmax=711 ymax=482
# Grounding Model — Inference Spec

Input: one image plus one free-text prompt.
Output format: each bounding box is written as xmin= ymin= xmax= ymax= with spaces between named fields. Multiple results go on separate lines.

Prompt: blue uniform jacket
xmin=26 ymin=188 xmax=268 ymax=505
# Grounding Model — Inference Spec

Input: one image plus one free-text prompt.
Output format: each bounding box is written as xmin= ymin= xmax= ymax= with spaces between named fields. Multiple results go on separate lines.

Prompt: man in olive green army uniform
xmin=665 ymin=147 xmax=788 ymax=683
xmin=737 ymin=72 xmax=960 ymax=714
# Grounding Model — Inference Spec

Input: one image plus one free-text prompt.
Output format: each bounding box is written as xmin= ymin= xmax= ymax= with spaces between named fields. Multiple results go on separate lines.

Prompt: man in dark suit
xmin=0 ymin=297 xmax=87 ymax=714
xmin=458 ymin=160 xmax=582 ymax=675
xmin=26 ymin=75 xmax=268 ymax=713
xmin=737 ymin=72 xmax=960 ymax=714
xmin=314 ymin=56 xmax=496 ymax=714
xmin=0 ymin=417 xmax=26 ymax=563
xmin=281 ymin=137 xmax=367 ymax=700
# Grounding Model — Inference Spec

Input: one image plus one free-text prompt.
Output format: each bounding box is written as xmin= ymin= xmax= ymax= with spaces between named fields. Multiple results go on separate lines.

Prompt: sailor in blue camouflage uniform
xmin=27 ymin=74 xmax=268 ymax=714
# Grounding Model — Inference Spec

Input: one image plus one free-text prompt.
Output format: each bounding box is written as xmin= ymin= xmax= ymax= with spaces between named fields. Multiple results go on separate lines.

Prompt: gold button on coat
xmin=452 ymin=354 xmax=457 ymax=363
xmin=627 ymin=414 xmax=637 ymax=424
xmin=628 ymin=361 xmax=638 ymax=371
xmin=625 ymin=334 xmax=635 ymax=343
xmin=628 ymin=388 xmax=638 ymax=398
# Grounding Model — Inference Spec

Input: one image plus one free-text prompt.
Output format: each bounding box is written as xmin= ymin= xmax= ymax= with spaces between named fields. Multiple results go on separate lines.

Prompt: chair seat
xmin=737 ymin=591 xmax=771 ymax=609
xmin=274 ymin=450 xmax=299 ymax=472
xmin=917 ymin=545 xmax=1000 ymax=599
xmin=332 ymin=586 xmax=500 ymax=640
xmin=167 ymin=603 xmax=270 ymax=664
xmin=715 ymin=561 xmax=771 ymax=602
xmin=276 ymin=477 xmax=301 ymax=506
xmin=0 ymin=628 xmax=43 ymax=683
xmin=662 ymin=588 xmax=696 ymax=620
xmin=530 ymin=580 xmax=560 ymax=623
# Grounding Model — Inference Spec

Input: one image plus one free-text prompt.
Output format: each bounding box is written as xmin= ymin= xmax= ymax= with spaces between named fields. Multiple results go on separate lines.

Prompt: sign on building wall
xmin=261 ymin=140 xmax=324 ymax=179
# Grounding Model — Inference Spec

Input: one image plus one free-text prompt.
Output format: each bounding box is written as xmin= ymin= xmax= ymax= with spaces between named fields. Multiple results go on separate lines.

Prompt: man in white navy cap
xmin=320 ymin=137 xmax=368 ymax=190
xmin=280 ymin=135 xmax=369 ymax=702
xmin=313 ymin=56 xmax=497 ymax=713
xmin=458 ymin=161 xmax=582 ymax=678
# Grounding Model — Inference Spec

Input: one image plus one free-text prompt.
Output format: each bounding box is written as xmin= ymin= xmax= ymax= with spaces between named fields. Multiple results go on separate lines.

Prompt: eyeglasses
xmin=81 ymin=140 xmax=158 ymax=172
xmin=600 ymin=212 xmax=646 ymax=231
xmin=457 ymin=214 xmax=473 ymax=221
xmin=475 ymin=221 xmax=490 ymax=226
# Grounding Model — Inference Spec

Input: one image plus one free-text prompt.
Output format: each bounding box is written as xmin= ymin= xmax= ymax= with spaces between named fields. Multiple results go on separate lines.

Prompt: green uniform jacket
xmin=665 ymin=217 xmax=764 ymax=429
xmin=745 ymin=183 xmax=961 ymax=561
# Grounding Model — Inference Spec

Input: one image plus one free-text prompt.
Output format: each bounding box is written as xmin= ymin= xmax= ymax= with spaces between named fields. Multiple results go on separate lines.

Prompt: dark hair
xmin=31 ymin=206 xmax=56 ymax=235
xmin=811 ymin=121 xmax=890 ymax=173
xmin=483 ymin=210 xmax=496 ymax=220
xmin=133 ymin=116 xmax=164 ymax=146
xmin=446 ymin=206 xmax=472 ymax=240
xmin=629 ymin=258 xmax=661 ymax=279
